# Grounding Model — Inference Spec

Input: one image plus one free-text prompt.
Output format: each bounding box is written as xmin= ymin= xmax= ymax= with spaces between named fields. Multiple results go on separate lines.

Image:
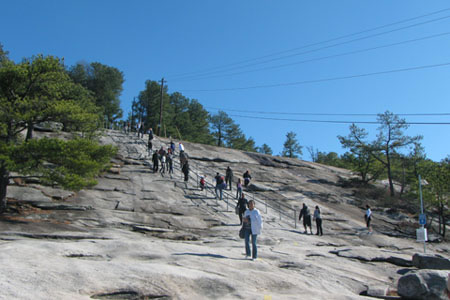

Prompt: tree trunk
xmin=0 ymin=163 xmax=9 ymax=213
xmin=386 ymin=165 xmax=395 ymax=197
xmin=439 ymin=202 xmax=445 ymax=237
xmin=26 ymin=122 xmax=33 ymax=141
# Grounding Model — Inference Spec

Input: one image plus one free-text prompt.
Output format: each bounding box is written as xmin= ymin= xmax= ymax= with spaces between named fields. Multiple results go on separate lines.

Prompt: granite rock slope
xmin=0 ymin=130 xmax=448 ymax=299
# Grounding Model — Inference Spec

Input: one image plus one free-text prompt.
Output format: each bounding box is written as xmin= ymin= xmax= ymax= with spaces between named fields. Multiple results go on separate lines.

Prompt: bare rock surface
xmin=0 ymin=130 xmax=449 ymax=299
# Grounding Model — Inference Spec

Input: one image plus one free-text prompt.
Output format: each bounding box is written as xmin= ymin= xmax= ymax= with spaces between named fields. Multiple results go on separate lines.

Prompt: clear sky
xmin=1 ymin=0 xmax=449 ymax=161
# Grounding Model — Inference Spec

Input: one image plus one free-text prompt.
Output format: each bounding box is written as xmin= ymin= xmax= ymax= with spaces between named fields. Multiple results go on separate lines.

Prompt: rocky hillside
xmin=0 ymin=130 xmax=448 ymax=299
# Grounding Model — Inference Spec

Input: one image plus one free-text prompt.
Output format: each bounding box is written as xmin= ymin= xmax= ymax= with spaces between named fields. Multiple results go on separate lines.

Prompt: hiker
xmin=237 ymin=193 xmax=248 ymax=225
xmin=182 ymin=160 xmax=189 ymax=182
xmin=180 ymin=151 xmax=188 ymax=168
xmin=236 ymin=178 xmax=242 ymax=199
xmin=225 ymin=166 xmax=233 ymax=191
xmin=152 ymin=151 xmax=159 ymax=173
xmin=147 ymin=128 xmax=153 ymax=154
xmin=313 ymin=205 xmax=323 ymax=236
xmin=199 ymin=175 xmax=206 ymax=191
xmin=170 ymin=140 xmax=175 ymax=154
xmin=138 ymin=122 xmax=144 ymax=138
xmin=159 ymin=153 xmax=166 ymax=175
xmin=158 ymin=146 xmax=166 ymax=158
xmin=299 ymin=203 xmax=313 ymax=234
xmin=243 ymin=200 xmax=263 ymax=260
xmin=167 ymin=153 xmax=173 ymax=175
xmin=214 ymin=173 xmax=224 ymax=200
xmin=243 ymin=170 xmax=252 ymax=187
xmin=365 ymin=205 xmax=372 ymax=233
xmin=179 ymin=142 xmax=185 ymax=154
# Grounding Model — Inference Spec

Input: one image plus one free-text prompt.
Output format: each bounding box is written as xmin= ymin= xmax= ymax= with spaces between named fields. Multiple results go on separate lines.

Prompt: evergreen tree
xmin=257 ymin=144 xmax=273 ymax=155
xmin=209 ymin=110 xmax=234 ymax=147
xmin=339 ymin=112 xmax=422 ymax=196
xmin=0 ymin=53 xmax=116 ymax=212
xmin=68 ymin=62 xmax=124 ymax=123
xmin=281 ymin=131 xmax=302 ymax=158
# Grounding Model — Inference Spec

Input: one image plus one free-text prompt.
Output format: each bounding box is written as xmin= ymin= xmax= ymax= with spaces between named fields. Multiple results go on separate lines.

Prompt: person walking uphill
xmin=243 ymin=200 xmax=263 ymax=260
xmin=182 ymin=160 xmax=189 ymax=182
xmin=236 ymin=193 xmax=248 ymax=225
xmin=214 ymin=173 xmax=225 ymax=200
xmin=299 ymin=203 xmax=313 ymax=234
xmin=365 ymin=205 xmax=373 ymax=234
xmin=152 ymin=151 xmax=159 ymax=173
xmin=225 ymin=166 xmax=233 ymax=191
xmin=313 ymin=205 xmax=323 ymax=236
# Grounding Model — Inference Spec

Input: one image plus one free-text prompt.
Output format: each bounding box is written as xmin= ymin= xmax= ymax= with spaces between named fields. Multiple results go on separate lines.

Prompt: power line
xmin=179 ymin=62 xmax=450 ymax=92
xmin=167 ymin=8 xmax=450 ymax=80
xmin=226 ymin=113 xmax=450 ymax=125
xmin=172 ymin=32 xmax=450 ymax=82
xmin=206 ymin=107 xmax=450 ymax=117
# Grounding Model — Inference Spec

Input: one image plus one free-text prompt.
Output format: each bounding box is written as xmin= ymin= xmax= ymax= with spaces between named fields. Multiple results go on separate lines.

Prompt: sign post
xmin=417 ymin=175 xmax=427 ymax=253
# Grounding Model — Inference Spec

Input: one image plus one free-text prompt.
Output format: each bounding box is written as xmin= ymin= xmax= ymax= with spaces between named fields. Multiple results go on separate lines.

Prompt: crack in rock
xmin=91 ymin=290 xmax=170 ymax=299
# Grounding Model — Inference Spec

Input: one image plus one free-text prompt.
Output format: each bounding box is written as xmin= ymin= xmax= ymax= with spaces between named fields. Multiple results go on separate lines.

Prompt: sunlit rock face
xmin=1 ymin=129 xmax=448 ymax=299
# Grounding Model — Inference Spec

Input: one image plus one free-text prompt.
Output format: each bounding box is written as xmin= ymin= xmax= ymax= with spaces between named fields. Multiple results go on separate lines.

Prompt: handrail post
xmin=226 ymin=193 xmax=228 ymax=212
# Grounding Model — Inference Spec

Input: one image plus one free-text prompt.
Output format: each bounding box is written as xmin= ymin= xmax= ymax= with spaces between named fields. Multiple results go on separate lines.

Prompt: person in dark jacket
xmin=243 ymin=170 xmax=252 ymax=187
xmin=182 ymin=161 xmax=189 ymax=182
xmin=237 ymin=193 xmax=249 ymax=225
xmin=225 ymin=166 xmax=233 ymax=191
xmin=152 ymin=151 xmax=159 ymax=173
xmin=214 ymin=173 xmax=224 ymax=200
xmin=299 ymin=203 xmax=313 ymax=234
xmin=313 ymin=205 xmax=323 ymax=236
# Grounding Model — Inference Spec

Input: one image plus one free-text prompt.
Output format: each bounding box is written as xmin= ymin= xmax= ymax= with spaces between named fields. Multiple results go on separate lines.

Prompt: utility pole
xmin=158 ymin=78 xmax=164 ymax=136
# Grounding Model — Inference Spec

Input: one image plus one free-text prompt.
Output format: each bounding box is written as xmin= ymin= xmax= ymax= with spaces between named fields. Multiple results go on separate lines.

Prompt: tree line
xmin=126 ymin=79 xmax=308 ymax=157
xmin=308 ymin=111 xmax=449 ymax=237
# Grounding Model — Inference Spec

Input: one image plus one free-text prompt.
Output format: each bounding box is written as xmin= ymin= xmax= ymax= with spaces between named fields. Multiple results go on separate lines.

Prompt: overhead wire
xmin=178 ymin=61 xmax=450 ymax=92
xmin=205 ymin=107 xmax=450 ymax=117
xmin=171 ymin=31 xmax=450 ymax=82
xmin=224 ymin=113 xmax=450 ymax=125
xmin=167 ymin=8 xmax=450 ymax=81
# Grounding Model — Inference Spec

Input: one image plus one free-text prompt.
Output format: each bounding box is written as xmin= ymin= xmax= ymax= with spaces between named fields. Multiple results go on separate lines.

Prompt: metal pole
xmin=279 ymin=203 xmax=281 ymax=220
xmin=418 ymin=174 xmax=426 ymax=253
xmin=265 ymin=199 xmax=267 ymax=214
xmin=294 ymin=210 xmax=297 ymax=229
xmin=226 ymin=193 xmax=228 ymax=212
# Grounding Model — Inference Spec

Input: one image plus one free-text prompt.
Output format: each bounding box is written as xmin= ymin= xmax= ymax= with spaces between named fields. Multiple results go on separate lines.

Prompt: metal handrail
xmin=135 ymin=132 xmax=298 ymax=228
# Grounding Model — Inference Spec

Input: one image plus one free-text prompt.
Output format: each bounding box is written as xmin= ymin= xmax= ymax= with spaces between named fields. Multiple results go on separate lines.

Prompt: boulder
xmin=397 ymin=269 xmax=449 ymax=300
xmin=413 ymin=253 xmax=450 ymax=270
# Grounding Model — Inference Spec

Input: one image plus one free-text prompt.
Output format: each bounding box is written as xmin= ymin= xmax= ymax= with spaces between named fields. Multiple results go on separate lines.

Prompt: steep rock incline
xmin=0 ymin=130 xmax=448 ymax=299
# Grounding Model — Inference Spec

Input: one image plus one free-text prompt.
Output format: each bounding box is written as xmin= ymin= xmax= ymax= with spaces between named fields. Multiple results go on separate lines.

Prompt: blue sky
xmin=1 ymin=0 xmax=449 ymax=161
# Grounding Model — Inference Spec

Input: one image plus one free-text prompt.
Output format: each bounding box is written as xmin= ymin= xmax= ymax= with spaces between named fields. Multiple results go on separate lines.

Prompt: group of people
xmin=151 ymin=146 xmax=174 ymax=176
xmin=298 ymin=203 xmax=323 ymax=235
xmin=212 ymin=167 xmax=253 ymax=200
xmin=148 ymin=131 xmax=188 ymax=180
xmin=139 ymin=131 xmax=380 ymax=262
